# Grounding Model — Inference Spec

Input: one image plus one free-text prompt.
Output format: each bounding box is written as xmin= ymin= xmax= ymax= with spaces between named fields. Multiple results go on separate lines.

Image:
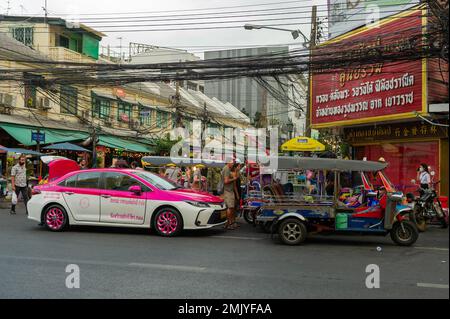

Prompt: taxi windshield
xmin=134 ymin=171 xmax=180 ymax=191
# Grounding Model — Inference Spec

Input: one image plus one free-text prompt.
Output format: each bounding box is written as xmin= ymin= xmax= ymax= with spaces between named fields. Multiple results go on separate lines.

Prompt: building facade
xmin=311 ymin=5 xmax=449 ymax=196
xmin=0 ymin=16 xmax=250 ymax=173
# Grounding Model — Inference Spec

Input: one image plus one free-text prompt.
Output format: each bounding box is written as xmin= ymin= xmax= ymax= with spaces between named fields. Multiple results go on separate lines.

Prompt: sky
xmin=0 ymin=0 xmax=328 ymax=58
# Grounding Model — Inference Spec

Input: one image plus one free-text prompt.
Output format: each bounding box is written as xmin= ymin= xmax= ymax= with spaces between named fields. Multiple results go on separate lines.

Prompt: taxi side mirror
xmin=129 ymin=185 xmax=142 ymax=195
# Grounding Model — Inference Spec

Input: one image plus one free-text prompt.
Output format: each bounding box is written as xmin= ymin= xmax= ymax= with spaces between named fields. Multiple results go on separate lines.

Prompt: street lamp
xmin=244 ymin=22 xmax=314 ymax=138
xmin=244 ymin=24 xmax=309 ymax=48
xmin=117 ymin=37 xmax=123 ymax=62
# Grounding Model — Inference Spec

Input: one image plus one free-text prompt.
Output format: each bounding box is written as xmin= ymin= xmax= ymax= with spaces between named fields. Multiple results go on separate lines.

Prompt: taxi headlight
xmin=185 ymin=201 xmax=210 ymax=208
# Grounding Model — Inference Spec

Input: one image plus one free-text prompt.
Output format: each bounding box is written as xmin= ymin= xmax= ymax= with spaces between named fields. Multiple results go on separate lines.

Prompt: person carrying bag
xmin=10 ymin=154 xmax=29 ymax=215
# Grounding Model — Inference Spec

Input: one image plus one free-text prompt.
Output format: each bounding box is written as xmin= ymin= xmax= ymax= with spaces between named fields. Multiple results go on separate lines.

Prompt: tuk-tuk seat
xmin=351 ymin=194 xmax=386 ymax=219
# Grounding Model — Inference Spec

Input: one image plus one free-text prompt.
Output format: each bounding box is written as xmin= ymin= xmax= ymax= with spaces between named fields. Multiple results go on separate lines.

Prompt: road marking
xmin=211 ymin=235 xmax=264 ymax=241
xmin=417 ymin=283 xmax=449 ymax=289
xmin=129 ymin=263 xmax=206 ymax=272
xmin=0 ymin=255 xmax=206 ymax=273
xmin=414 ymin=247 xmax=449 ymax=251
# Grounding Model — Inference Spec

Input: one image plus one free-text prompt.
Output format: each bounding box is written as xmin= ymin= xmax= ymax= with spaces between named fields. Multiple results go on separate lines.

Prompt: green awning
xmin=98 ymin=135 xmax=153 ymax=153
xmin=137 ymin=138 xmax=157 ymax=146
xmin=0 ymin=123 xmax=90 ymax=146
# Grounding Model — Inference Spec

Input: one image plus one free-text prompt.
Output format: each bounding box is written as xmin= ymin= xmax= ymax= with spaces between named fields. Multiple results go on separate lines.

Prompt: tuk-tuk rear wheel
xmin=278 ymin=218 xmax=307 ymax=246
xmin=390 ymin=221 xmax=418 ymax=246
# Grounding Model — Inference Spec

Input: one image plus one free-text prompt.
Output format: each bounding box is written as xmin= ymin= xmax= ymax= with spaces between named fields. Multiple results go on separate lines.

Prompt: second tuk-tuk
xmin=252 ymin=157 xmax=419 ymax=246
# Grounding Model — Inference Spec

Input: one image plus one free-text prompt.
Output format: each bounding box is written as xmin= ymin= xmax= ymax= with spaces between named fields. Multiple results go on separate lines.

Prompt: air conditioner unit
xmin=0 ymin=93 xmax=16 ymax=107
xmin=130 ymin=120 xmax=141 ymax=130
xmin=38 ymin=97 xmax=51 ymax=110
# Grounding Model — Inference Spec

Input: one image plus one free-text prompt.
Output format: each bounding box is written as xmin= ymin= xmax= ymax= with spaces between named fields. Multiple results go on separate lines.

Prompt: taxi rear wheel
xmin=44 ymin=205 xmax=68 ymax=232
xmin=153 ymin=208 xmax=183 ymax=237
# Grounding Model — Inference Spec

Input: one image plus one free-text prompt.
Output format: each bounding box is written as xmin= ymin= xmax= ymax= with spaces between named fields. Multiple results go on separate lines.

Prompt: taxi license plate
xmin=220 ymin=211 xmax=227 ymax=219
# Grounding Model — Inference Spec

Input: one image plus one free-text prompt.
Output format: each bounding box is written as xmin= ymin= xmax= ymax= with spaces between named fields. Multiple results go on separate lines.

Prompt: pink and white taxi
xmin=28 ymin=167 xmax=227 ymax=237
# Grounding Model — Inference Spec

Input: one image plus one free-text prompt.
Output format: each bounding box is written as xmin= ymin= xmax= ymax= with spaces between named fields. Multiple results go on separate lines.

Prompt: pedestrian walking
xmin=10 ymin=154 xmax=29 ymax=215
xmin=222 ymin=159 xmax=238 ymax=230
xmin=233 ymin=162 xmax=243 ymax=225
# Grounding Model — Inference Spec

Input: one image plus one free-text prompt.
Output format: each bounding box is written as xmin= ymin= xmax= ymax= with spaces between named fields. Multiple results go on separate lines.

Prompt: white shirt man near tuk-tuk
xmin=10 ymin=154 xmax=29 ymax=215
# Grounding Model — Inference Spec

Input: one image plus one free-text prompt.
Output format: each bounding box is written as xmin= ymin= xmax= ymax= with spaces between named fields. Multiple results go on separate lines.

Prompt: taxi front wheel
xmin=153 ymin=208 xmax=183 ymax=237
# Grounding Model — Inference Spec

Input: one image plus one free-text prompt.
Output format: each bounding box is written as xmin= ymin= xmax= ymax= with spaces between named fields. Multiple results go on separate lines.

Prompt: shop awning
xmin=281 ymin=137 xmax=326 ymax=152
xmin=98 ymin=135 xmax=153 ymax=153
xmin=43 ymin=142 xmax=92 ymax=152
xmin=0 ymin=123 xmax=90 ymax=146
xmin=137 ymin=138 xmax=157 ymax=146
xmin=0 ymin=145 xmax=43 ymax=156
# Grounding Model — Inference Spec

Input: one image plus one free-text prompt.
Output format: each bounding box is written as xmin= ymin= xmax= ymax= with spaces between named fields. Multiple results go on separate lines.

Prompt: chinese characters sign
xmin=312 ymin=8 xmax=426 ymax=128
xmin=344 ymin=122 xmax=448 ymax=143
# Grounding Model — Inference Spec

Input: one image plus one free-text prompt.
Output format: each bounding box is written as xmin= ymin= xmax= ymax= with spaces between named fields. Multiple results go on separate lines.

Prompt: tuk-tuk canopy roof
xmin=142 ymin=156 xmax=225 ymax=168
xmin=141 ymin=156 xmax=387 ymax=172
xmin=260 ymin=156 xmax=387 ymax=172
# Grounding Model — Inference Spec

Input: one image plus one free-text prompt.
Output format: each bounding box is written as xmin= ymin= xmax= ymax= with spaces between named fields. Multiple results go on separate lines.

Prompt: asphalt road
xmin=0 ymin=203 xmax=448 ymax=299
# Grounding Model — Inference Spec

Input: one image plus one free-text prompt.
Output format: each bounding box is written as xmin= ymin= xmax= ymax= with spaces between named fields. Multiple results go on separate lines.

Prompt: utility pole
xmin=201 ymin=102 xmax=208 ymax=150
xmin=305 ymin=5 xmax=317 ymax=138
xmin=43 ymin=0 xmax=48 ymax=24
xmin=36 ymin=129 xmax=42 ymax=179
xmin=92 ymin=127 xmax=97 ymax=168
xmin=173 ymin=81 xmax=182 ymax=127
xmin=6 ymin=0 xmax=11 ymax=15
xmin=261 ymin=89 xmax=268 ymax=128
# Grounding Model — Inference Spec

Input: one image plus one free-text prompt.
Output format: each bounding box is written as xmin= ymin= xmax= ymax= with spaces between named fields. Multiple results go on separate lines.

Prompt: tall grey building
xmin=204 ymin=46 xmax=290 ymax=127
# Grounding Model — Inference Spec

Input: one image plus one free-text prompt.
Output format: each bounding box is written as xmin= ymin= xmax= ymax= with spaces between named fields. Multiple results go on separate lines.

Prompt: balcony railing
xmin=48 ymin=47 xmax=96 ymax=63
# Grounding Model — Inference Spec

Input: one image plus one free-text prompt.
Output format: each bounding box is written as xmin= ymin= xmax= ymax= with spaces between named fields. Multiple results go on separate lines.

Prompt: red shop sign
xmin=311 ymin=8 xmax=427 ymax=128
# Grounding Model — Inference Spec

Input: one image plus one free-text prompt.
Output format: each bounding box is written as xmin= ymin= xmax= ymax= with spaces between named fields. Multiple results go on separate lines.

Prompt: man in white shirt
xmin=10 ymin=154 xmax=29 ymax=215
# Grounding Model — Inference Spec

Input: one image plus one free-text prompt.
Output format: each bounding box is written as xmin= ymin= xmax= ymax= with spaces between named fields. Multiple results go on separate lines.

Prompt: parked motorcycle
xmin=408 ymin=180 xmax=448 ymax=232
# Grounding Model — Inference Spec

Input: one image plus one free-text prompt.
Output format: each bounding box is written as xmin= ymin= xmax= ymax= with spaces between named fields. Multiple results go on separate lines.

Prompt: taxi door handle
xmin=64 ymin=192 xmax=74 ymax=195
xmin=101 ymin=195 xmax=111 ymax=199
